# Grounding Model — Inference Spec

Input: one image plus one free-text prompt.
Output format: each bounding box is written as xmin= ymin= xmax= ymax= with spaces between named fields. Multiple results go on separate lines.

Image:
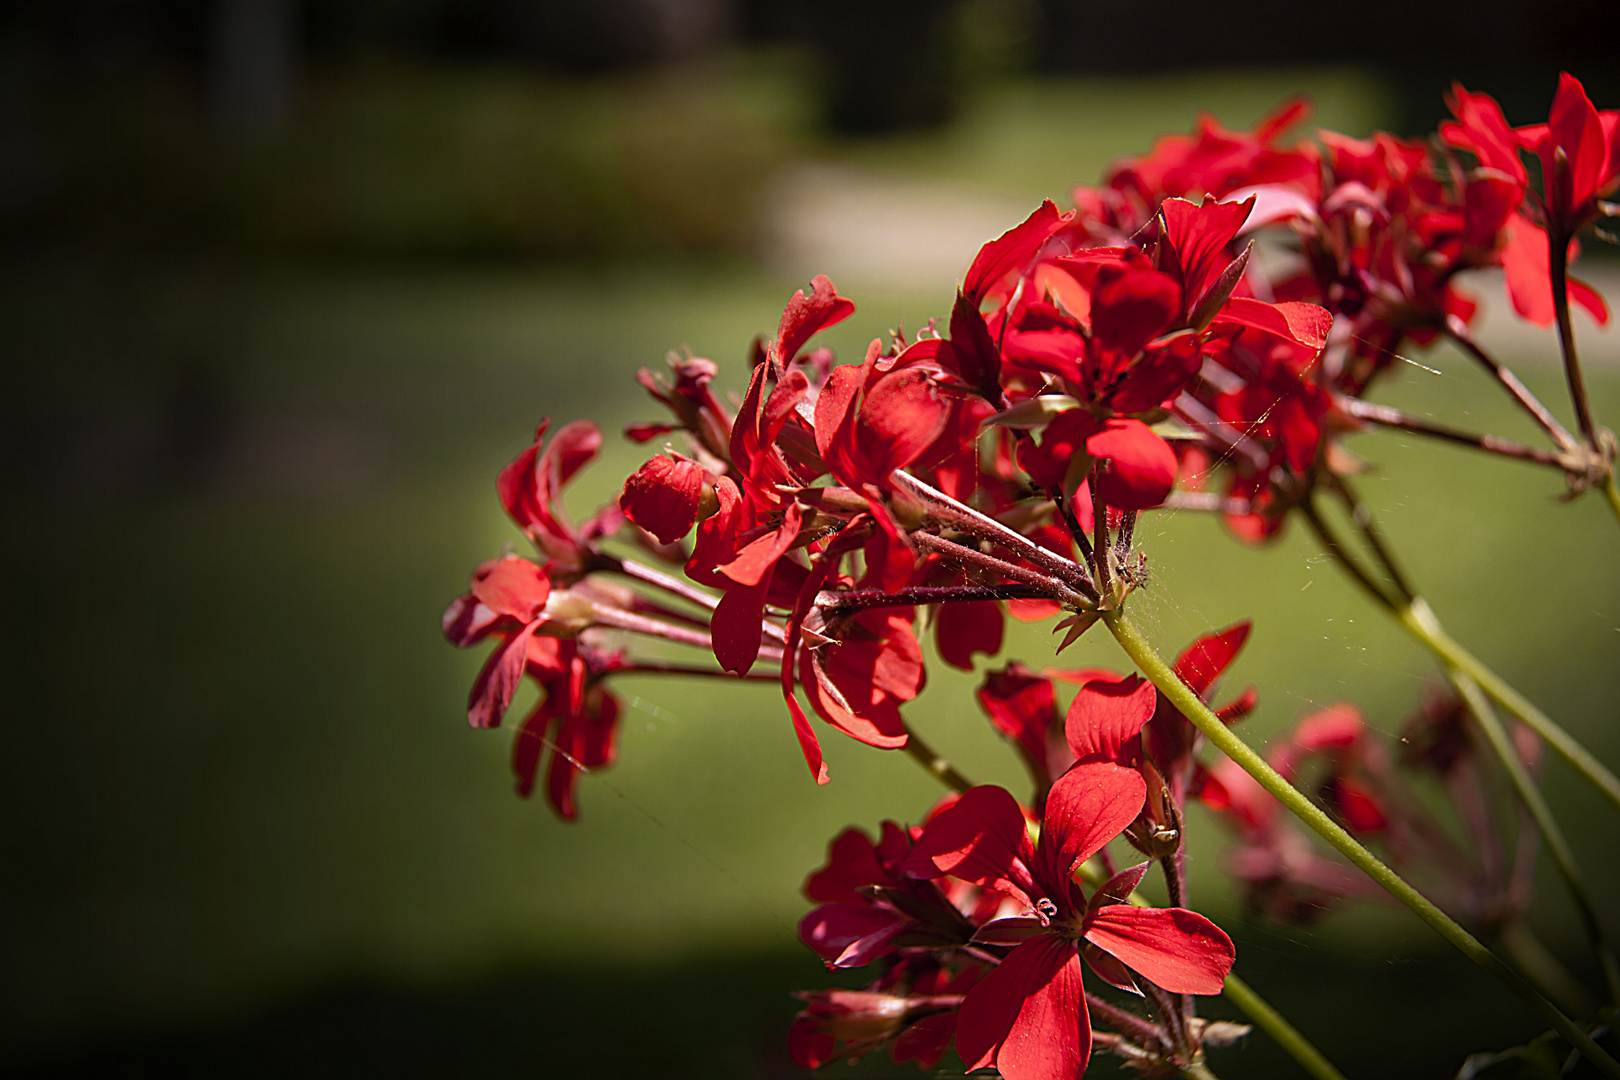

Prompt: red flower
xmin=799 ymin=820 xmax=977 ymax=969
xmin=442 ymin=556 xmax=554 ymax=730
xmin=509 ymin=638 xmax=623 ymax=820
xmin=496 ymin=419 xmax=616 ymax=572
xmin=905 ymin=692 xmax=1233 ymax=1080
xmin=1516 ymin=72 xmax=1620 ymax=241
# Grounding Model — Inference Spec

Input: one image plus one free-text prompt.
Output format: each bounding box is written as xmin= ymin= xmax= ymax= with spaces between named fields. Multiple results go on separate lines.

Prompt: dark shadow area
xmin=10 ymin=934 xmax=1615 ymax=1079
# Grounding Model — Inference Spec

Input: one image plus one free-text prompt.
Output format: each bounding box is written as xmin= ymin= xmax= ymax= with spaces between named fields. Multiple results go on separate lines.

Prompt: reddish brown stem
xmin=1548 ymin=229 xmax=1599 ymax=447
xmin=911 ymin=531 xmax=1092 ymax=608
xmin=820 ymin=583 xmax=1048 ymax=613
xmin=892 ymin=470 xmax=1097 ymax=596
xmin=591 ymin=603 xmax=785 ymax=664
xmin=1336 ymin=396 xmax=1567 ymax=468
xmin=1086 ymin=992 xmax=1170 ymax=1051
xmin=614 ymin=662 xmax=778 ymax=681
xmin=1444 ymin=317 xmax=1581 ymax=454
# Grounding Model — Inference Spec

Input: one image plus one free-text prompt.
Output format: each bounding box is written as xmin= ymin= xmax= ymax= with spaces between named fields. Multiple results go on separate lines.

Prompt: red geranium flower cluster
xmin=441 ymin=72 xmax=1620 ymax=1079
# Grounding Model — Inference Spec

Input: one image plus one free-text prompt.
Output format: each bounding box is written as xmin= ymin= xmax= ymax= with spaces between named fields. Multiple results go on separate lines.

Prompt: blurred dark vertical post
xmin=209 ymin=0 xmax=298 ymax=138
xmin=811 ymin=0 xmax=961 ymax=134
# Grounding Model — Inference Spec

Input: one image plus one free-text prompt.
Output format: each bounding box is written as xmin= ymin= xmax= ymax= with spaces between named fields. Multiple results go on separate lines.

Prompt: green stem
xmin=901 ymin=724 xmax=972 ymax=793
xmin=1221 ymin=974 xmax=1349 ymax=1080
xmin=1104 ymin=608 xmax=1620 ymax=1079
xmin=1605 ymin=473 xmax=1620 ymax=529
xmin=1179 ymin=1059 xmax=1222 ymax=1080
xmin=1399 ymin=599 xmax=1620 ymax=815
xmin=1497 ymin=920 xmax=1598 ymax=1021
xmin=1447 ymin=668 xmax=1620 ymax=1006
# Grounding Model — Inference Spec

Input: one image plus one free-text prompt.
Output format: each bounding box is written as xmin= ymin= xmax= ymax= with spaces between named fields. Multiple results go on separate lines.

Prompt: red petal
xmin=1086 ymin=419 xmax=1178 ymax=510
xmin=1501 ymin=213 xmax=1555 ymax=326
xmin=1038 ymin=761 xmax=1147 ymax=888
xmin=776 ymin=275 xmax=855 ymax=368
xmin=544 ymin=691 xmax=619 ymax=820
xmin=798 ymin=903 xmax=907 ymax=966
xmin=964 ymin=199 xmax=1070 ymax=304
xmin=1065 ymin=673 xmax=1156 ymax=763
xmin=470 ymin=557 xmax=552 ymax=622
xmin=711 ymin=574 xmax=771 ymax=676
xmin=1173 ymin=621 xmax=1251 ymax=697
xmin=1545 ymin=72 xmax=1606 ymax=211
xmin=1091 ymin=266 xmax=1181 ymax=361
xmin=1292 ymin=702 xmax=1365 ymax=753
xmin=467 ymin=621 xmax=539 ymax=729
xmin=1082 ymin=904 xmax=1234 ymax=995
xmin=892 ymin=1011 xmax=957 ymax=1069
xmin=800 ymin=647 xmax=910 ymax=748
xmin=541 ymin=419 xmax=601 ymax=490
xmin=1571 ymin=274 xmax=1611 ymax=326
xmin=977 ymin=663 xmax=1056 ymax=784
xmin=716 ymin=503 xmax=802 ymax=587
xmin=937 ymin=600 xmax=1005 ymax=672
xmin=1212 ymin=296 xmax=1332 ymax=350
xmin=784 ymin=688 xmax=830 ymax=785
xmin=956 ymin=936 xmax=1088 ymax=1080
xmin=1088 ymin=861 xmax=1152 ymax=913
xmin=1160 ymin=195 xmax=1255 ymax=311
xmin=854 ymin=368 xmax=950 ymax=482
xmin=903 ymin=785 xmax=1036 ymax=906
xmin=947 ymin=289 xmax=1003 ymax=395
xmin=787 ymin=1018 xmax=837 ymax=1069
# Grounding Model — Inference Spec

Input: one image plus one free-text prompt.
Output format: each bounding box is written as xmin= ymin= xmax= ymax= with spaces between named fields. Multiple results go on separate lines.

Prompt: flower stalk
xmin=1104 ymin=606 xmax=1620 ymax=1078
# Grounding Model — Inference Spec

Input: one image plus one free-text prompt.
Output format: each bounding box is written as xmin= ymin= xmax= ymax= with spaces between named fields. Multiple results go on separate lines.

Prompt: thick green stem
xmin=1104 ymin=608 xmax=1620 ymax=1078
xmin=1221 ymin=974 xmax=1349 ymax=1080
xmin=1606 ymin=473 xmax=1620 ymax=528
xmin=1399 ymin=599 xmax=1620 ymax=815
xmin=1448 ymin=668 xmax=1620 ymax=1006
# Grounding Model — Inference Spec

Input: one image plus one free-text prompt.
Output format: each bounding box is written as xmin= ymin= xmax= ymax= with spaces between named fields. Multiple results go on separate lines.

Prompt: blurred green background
xmin=4 ymin=2 xmax=1619 ymax=1077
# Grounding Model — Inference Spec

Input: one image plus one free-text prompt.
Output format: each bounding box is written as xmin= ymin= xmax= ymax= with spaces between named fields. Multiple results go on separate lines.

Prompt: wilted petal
xmin=1082 ymin=904 xmax=1234 ymax=995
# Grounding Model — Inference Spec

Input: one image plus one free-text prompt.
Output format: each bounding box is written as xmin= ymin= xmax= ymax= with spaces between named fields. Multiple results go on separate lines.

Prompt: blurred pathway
xmin=761 ymin=160 xmax=1620 ymax=368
